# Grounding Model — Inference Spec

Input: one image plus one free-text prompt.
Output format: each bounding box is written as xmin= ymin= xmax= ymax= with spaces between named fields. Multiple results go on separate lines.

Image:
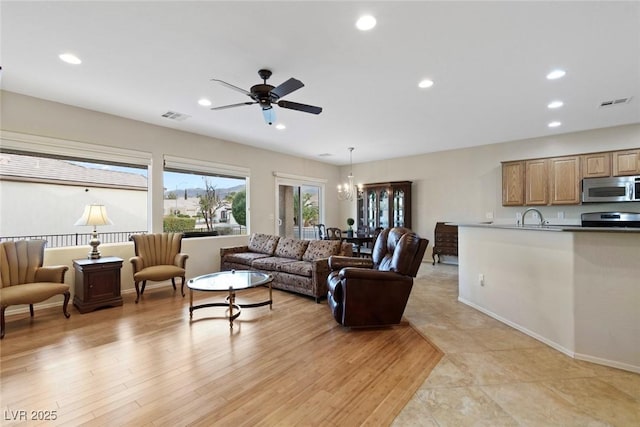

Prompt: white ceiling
xmin=1 ymin=1 xmax=639 ymax=165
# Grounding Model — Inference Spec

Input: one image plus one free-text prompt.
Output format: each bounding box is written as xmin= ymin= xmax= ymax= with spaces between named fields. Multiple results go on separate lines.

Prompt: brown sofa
xmin=220 ymin=233 xmax=353 ymax=302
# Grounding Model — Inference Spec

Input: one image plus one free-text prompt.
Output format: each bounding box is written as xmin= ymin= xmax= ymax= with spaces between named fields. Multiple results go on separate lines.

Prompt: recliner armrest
xmin=339 ymin=267 xmax=411 ymax=283
xmin=328 ymin=256 xmax=373 ymax=271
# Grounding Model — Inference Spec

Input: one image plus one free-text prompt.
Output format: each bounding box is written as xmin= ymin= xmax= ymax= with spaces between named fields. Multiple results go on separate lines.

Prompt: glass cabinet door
xmin=379 ymin=189 xmax=389 ymax=228
xmin=367 ymin=190 xmax=377 ymax=229
xmin=358 ymin=181 xmax=412 ymax=230
xmin=394 ymin=189 xmax=405 ymax=227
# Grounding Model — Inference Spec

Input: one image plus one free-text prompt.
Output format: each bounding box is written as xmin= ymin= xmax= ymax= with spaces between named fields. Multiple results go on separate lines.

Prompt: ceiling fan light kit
xmin=210 ymin=69 xmax=323 ymax=125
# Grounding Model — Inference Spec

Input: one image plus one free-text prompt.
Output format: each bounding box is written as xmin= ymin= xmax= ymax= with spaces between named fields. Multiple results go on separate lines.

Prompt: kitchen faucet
xmin=521 ymin=208 xmax=545 ymax=227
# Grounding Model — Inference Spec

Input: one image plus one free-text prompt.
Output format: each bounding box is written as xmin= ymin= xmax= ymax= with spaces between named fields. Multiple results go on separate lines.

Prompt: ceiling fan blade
xmin=277 ymin=100 xmax=323 ymax=115
xmin=210 ymin=78 xmax=252 ymax=96
xmin=270 ymin=77 xmax=304 ymax=99
xmin=262 ymin=107 xmax=276 ymax=125
xmin=211 ymin=102 xmax=256 ymax=110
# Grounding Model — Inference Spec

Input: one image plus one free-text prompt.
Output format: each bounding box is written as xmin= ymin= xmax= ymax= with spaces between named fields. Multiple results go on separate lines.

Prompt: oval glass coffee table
xmin=187 ymin=270 xmax=273 ymax=329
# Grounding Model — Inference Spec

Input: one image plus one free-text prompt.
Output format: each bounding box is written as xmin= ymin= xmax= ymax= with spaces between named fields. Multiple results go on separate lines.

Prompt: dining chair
xmin=326 ymin=227 xmax=342 ymax=240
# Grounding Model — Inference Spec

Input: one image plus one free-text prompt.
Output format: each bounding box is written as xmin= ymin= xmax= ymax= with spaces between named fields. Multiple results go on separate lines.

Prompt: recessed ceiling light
xmin=275 ymin=123 xmax=286 ymax=130
xmin=547 ymin=100 xmax=564 ymax=109
xmin=356 ymin=15 xmax=376 ymax=31
xmin=548 ymin=121 xmax=562 ymax=128
xmin=198 ymin=98 xmax=212 ymax=107
xmin=59 ymin=53 xmax=82 ymax=65
xmin=546 ymin=69 xmax=566 ymax=80
xmin=418 ymin=79 xmax=434 ymax=89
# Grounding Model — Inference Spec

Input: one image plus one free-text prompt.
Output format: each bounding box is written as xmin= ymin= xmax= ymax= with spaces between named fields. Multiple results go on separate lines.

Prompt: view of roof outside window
xmin=0 ymin=153 xmax=247 ymax=247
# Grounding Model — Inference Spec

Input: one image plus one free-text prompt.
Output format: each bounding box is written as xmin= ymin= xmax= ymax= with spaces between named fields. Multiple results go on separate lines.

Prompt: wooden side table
xmin=73 ymin=256 xmax=123 ymax=313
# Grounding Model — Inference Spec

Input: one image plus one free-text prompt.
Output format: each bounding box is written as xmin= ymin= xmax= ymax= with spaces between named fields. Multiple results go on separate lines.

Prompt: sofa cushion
xmin=274 ymin=237 xmax=309 ymax=260
xmin=0 ymin=282 xmax=70 ymax=306
xmin=251 ymin=256 xmax=297 ymax=271
xmin=303 ymin=240 xmax=341 ymax=261
xmin=223 ymin=252 xmax=271 ymax=266
xmin=248 ymin=233 xmax=280 ymax=255
xmin=278 ymin=260 xmax=313 ymax=278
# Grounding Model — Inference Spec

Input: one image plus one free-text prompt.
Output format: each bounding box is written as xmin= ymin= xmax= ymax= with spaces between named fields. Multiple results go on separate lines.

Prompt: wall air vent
xmin=599 ymin=97 xmax=632 ymax=108
xmin=161 ymin=111 xmax=191 ymax=121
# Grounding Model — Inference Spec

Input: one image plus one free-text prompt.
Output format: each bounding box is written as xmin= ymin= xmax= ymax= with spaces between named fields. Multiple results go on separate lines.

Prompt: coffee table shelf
xmin=187 ymin=270 xmax=273 ymax=329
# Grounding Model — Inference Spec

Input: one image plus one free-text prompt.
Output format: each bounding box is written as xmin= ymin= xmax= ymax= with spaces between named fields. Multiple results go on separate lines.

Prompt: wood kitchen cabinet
xmin=502 ymin=161 xmax=525 ymax=206
xmin=549 ymin=156 xmax=581 ymax=205
xmin=581 ymin=152 xmax=611 ymax=178
xmin=525 ymin=159 xmax=548 ymax=205
xmin=502 ymin=147 xmax=640 ymax=206
xmin=613 ymin=149 xmax=640 ymax=176
xmin=358 ymin=181 xmax=412 ymax=230
xmin=73 ymin=256 xmax=123 ymax=313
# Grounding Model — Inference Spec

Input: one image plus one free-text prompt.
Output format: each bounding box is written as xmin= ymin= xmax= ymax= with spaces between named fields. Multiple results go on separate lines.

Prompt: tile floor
xmin=393 ymin=262 xmax=640 ymax=426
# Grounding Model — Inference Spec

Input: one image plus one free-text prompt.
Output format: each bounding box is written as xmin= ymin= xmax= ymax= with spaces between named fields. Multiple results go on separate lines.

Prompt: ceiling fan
xmin=210 ymin=69 xmax=322 ymax=125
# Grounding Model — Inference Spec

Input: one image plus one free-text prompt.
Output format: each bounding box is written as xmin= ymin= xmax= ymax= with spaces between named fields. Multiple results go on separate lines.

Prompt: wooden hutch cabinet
xmin=432 ymin=222 xmax=458 ymax=265
xmin=357 ymin=181 xmax=412 ymax=231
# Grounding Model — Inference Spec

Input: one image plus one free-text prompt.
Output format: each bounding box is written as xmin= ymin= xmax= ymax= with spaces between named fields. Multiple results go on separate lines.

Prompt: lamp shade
xmin=74 ymin=204 xmax=113 ymax=227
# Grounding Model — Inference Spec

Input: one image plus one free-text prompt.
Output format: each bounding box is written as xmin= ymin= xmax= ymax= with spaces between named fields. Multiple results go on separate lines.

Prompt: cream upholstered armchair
xmin=129 ymin=233 xmax=188 ymax=303
xmin=0 ymin=240 xmax=70 ymax=339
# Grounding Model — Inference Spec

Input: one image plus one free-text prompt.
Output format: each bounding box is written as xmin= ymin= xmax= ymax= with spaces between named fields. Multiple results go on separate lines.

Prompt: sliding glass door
xmin=276 ymin=177 xmax=324 ymax=240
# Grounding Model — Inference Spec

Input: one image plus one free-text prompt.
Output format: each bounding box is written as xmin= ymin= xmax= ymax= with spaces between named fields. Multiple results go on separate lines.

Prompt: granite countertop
xmin=456 ymin=223 xmax=640 ymax=233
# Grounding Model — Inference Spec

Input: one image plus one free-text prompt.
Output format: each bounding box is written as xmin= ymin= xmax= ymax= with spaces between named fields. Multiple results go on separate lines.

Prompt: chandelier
xmin=337 ymin=147 xmax=362 ymax=201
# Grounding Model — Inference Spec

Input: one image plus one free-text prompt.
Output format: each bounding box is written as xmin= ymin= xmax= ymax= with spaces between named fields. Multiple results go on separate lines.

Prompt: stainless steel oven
xmin=581 ymin=212 xmax=640 ymax=227
xmin=582 ymin=176 xmax=640 ymax=203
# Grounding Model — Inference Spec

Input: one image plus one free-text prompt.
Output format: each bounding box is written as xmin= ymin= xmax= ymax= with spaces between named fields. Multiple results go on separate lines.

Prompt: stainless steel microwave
xmin=582 ymin=176 xmax=640 ymax=203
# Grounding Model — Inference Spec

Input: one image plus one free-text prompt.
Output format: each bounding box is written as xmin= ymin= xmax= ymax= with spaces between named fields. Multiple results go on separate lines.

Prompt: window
xmin=0 ymin=152 xmax=148 ymax=247
xmin=163 ymin=155 xmax=249 ymax=236
xmin=1 ymin=131 xmax=152 ymax=247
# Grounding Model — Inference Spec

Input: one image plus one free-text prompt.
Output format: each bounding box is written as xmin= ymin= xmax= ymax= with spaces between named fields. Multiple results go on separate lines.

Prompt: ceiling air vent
xmin=599 ymin=97 xmax=632 ymax=108
xmin=161 ymin=111 xmax=191 ymax=121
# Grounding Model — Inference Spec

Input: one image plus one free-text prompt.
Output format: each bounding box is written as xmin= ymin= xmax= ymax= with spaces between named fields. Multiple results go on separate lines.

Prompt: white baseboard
xmin=458 ymin=296 xmax=575 ymax=358
xmin=458 ymin=296 xmax=640 ymax=373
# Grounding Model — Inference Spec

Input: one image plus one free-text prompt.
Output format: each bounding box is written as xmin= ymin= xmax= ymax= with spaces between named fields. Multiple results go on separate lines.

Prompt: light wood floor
xmin=1 ymin=285 xmax=442 ymax=426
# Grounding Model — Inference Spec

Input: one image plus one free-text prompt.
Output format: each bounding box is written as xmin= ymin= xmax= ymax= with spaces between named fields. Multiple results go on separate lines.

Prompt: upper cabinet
xmin=581 ymin=152 xmax=611 ymax=178
xmin=502 ymin=161 xmax=525 ymax=206
xmin=525 ymin=159 xmax=549 ymax=205
xmin=358 ymin=181 xmax=412 ymax=231
xmin=549 ymin=156 xmax=581 ymax=205
xmin=504 ymin=157 xmax=582 ymax=207
xmin=613 ymin=149 xmax=640 ymax=176
xmin=502 ymin=147 xmax=639 ymax=206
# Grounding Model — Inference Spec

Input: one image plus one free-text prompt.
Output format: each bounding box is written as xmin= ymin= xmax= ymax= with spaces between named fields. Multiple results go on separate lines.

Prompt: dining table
xmin=340 ymin=235 xmax=373 ymax=257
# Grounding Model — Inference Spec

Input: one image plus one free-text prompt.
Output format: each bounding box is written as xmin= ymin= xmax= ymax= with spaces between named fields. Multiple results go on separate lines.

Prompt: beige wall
xmin=1 ymin=90 xmax=343 ymax=234
xmin=341 ymin=123 xmax=640 ymax=245
xmin=1 ymin=89 xmax=638 ymax=312
xmin=458 ymin=225 xmax=640 ymax=373
xmin=3 ymin=90 xmax=639 ymax=247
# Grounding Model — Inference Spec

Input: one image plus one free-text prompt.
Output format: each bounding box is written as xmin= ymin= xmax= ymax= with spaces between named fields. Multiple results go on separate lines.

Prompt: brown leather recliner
xmin=129 ymin=233 xmax=188 ymax=303
xmin=327 ymin=227 xmax=428 ymax=327
xmin=0 ymin=240 xmax=70 ymax=339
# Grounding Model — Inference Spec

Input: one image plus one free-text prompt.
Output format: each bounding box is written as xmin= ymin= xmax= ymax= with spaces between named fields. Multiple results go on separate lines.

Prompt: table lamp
xmin=74 ymin=204 xmax=113 ymax=259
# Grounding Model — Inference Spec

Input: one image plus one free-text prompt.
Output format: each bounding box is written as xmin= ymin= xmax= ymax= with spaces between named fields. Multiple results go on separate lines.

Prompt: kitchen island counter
xmin=457 ymin=222 xmax=640 ymax=233
xmin=458 ymin=224 xmax=640 ymax=373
